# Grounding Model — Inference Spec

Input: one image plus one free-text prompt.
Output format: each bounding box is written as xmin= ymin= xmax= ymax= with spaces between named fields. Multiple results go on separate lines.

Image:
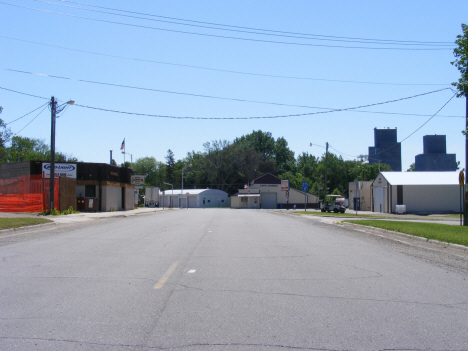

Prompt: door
xmin=374 ymin=187 xmax=384 ymax=213
xmin=189 ymin=196 xmax=197 ymax=208
xmin=260 ymin=193 xmax=277 ymax=209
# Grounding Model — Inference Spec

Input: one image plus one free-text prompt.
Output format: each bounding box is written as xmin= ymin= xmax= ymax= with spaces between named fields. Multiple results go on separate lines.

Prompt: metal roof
xmin=379 ymin=172 xmax=460 ymax=185
xmin=159 ymin=189 xmax=228 ymax=196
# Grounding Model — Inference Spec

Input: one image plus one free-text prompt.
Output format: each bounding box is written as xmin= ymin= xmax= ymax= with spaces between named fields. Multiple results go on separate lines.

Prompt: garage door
xmin=261 ymin=193 xmax=277 ymax=209
xmin=189 ymin=196 xmax=197 ymax=208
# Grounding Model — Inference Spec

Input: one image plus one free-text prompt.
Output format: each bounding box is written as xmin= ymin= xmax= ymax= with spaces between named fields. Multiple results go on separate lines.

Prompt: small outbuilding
xmin=349 ymin=181 xmax=373 ymax=211
xmin=372 ymin=171 xmax=461 ymax=214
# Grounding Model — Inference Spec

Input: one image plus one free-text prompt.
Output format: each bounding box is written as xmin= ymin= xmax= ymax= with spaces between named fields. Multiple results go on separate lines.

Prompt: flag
xmin=120 ymin=139 xmax=125 ymax=150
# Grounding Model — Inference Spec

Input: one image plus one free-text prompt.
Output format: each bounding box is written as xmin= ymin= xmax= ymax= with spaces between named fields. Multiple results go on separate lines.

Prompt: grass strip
xmin=296 ymin=211 xmax=384 ymax=218
xmin=344 ymin=220 xmax=468 ymax=247
xmin=0 ymin=218 xmax=53 ymax=230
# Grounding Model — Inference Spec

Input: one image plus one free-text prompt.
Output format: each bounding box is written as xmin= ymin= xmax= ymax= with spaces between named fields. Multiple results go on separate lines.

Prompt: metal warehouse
xmin=372 ymin=171 xmax=461 ymax=214
xmin=159 ymin=188 xmax=229 ymax=208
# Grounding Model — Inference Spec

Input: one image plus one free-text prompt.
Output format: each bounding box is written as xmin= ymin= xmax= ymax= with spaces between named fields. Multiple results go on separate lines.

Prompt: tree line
xmin=131 ymin=130 xmax=391 ymax=199
xmin=0 ymin=114 xmax=391 ymax=199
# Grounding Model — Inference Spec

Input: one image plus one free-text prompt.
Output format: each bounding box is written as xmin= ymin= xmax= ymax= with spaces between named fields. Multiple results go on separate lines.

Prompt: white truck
xmin=144 ymin=187 xmax=160 ymax=207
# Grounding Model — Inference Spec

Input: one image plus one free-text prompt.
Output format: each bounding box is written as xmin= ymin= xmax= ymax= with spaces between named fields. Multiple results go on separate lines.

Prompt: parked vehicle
xmin=321 ymin=195 xmax=346 ymax=213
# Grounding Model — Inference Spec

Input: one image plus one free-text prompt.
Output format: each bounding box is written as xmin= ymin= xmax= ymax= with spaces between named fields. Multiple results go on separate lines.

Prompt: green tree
xmin=165 ymin=149 xmax=176 ymax=185
xmin=0 ymin=106 xmax=12 ymax=163
xmin=451 ymin=23 xmax=468 ymax=98
xmin=234 ymin=130 xmax=275 ymax=160
xmin=133 ymin=156 xmax=164 ymax=187
xmin=5 ymin=136 xmax=79 ymax=163
xmin=407 ymin=163 xmax=416 ymax=172
xmin=274 ymin=137 xmax=295 ymax=173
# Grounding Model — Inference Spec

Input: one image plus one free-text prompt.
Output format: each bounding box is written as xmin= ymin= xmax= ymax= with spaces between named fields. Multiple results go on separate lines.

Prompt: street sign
xmin=459 ymin=171 xmax=464 ymax=187
xmin=302 ymin=181 xmax=308 ymax=192
xmin=286 ymin=191 xmax=289 ymax=198
xmin=281 ymin=180 xmax=290 ymax=191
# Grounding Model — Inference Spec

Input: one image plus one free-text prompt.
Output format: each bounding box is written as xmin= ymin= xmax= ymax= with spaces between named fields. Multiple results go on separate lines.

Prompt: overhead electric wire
xmin=43 ymin=0 xmax=454 ymax=46
xmin=0 ymin=86 xmax=48 ymax=100
xmin=30 ymin=0 xmax=453 ymax=48
xmin=13 ymin=104 xmax=48 ymax=135
xmin=73 ymin=89 xmax=453 ymax=120
xmin=0 ymin=1 xmax=452 ymax=51
xmin=365 ymin=93 xmax=458 ymax=162
xmin=5 ymin=101 xmax=49 ymax=125
xmin=0 ymin=36 xmax=451 ymax=87
xmin=0 ymin=68 xmax=454 ymax=116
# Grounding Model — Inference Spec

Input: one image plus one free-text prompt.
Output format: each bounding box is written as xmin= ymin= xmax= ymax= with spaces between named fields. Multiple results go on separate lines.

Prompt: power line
xmin=0 ymin=36 xmax=451 ymax=87
xmin=365 ymin=93 xmax=458 ymax=162
xmin=13 ymin=104 xmax=48 ymax=135
xmin=31 ymin=0 xmax=454 ymax=48
xmin=0 ymin=2 xmax=453 ymax=51
xmin=1 ymin=84 xmax=462 ymax=122
xmin=45 ymin=0 xmax=455 ymax=46
xmin=5 ymin=101 xmax=49 ymax=125
xmin=74 ymin=88 xmax=453 ymax=120
xmin=0 ymin=68 xmax=453 ymax=113
xmin=0 ymin=86 xmax=49 ymax=100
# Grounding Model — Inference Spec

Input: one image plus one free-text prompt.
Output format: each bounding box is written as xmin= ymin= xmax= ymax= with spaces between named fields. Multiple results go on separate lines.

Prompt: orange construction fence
xmin=0 ymin=175 xmax=59 ymax=212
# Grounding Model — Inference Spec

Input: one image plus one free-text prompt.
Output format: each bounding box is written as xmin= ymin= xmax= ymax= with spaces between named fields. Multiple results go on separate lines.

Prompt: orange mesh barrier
xmin=0 ymin=175 xmax=59 ymax=212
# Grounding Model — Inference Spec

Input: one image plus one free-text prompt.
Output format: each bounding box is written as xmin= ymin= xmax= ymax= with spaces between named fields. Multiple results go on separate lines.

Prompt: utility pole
xmin=465 ymin=95 xmax=468 ymax=226
xmin=49 ymin=96 xmax=57 ymax=212
xmin=324 ymin=142 xmax=329 ymax=204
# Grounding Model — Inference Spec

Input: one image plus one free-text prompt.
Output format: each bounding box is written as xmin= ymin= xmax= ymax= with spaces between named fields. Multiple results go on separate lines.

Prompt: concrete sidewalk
xmin=0 ymin=207 xmax=177 ymax=224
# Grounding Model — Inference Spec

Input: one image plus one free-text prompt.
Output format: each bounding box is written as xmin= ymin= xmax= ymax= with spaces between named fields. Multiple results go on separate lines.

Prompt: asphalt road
xmin=1 ymin=209 xmax=467 ymax=350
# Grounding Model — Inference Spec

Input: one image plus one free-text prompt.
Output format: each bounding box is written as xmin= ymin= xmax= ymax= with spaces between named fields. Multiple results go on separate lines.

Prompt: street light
xmin=164 ymin=182 xmax=173 ymax=208
xmin=181 ymin=164 xmax=192 ymax=208
xmin=49 ymin=96 xmax=74 ymax=212
xmin=121 ymin=151 xmax=133 ymax=168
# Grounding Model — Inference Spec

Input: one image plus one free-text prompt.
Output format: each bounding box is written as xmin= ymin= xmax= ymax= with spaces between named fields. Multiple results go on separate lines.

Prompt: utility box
xmin=77 ymin=197 xmax=99 ymax=212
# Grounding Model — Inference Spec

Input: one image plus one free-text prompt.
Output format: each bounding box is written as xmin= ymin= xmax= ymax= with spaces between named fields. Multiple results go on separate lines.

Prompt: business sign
xmin=131 ymin=175 xmax=145 ymax=186
xmin=42 ymin=163 xmax=77 ymax=178
xmin=281 ymin=180 xmax=290 ymax=191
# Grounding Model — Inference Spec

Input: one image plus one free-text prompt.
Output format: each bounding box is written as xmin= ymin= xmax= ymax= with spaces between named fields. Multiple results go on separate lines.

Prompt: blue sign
xmin=302 ymin=181 xmax=308 ymax=191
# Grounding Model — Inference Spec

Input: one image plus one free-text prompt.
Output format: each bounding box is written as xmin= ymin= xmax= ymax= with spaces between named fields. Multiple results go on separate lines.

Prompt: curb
xmin=341 ymin=222 xmax=468 ymax=254
xmin=0 ymin=221 xmax=56 ymax=234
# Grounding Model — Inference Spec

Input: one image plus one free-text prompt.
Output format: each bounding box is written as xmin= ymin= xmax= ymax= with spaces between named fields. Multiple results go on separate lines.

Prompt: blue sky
xmin=1 ymin=0 xmax=467 ymax=172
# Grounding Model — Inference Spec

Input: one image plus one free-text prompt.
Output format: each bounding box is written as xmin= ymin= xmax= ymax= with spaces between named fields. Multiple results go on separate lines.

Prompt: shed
xmin=372 ymin=171 xmax=461 ymax=213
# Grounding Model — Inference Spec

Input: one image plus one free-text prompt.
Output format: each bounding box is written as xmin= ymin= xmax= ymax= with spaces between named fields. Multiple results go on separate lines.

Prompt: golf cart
xmin=321 ymin=195 xmax=346 ymax=213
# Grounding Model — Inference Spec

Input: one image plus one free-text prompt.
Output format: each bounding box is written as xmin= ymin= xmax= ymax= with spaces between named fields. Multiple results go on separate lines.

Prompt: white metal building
xmin=372 ymin=171 xmax=462 ymax=213
xmin=159 ymin=188 xmax=229 ymax=208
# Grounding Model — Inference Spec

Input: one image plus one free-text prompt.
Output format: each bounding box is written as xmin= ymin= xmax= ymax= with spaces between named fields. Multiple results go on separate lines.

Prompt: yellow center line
xmin=154 ymin=262 xmax=178 ymax=290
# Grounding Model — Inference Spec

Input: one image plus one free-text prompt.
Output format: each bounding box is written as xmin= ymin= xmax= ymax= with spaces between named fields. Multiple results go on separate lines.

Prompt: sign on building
xmin=42 ymin=163 xmax=77 ymax=178
xmin=131 ymin=175 xmax=145 ymax=186
xmin=281 ymin=180 xmax=290 ymax=191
